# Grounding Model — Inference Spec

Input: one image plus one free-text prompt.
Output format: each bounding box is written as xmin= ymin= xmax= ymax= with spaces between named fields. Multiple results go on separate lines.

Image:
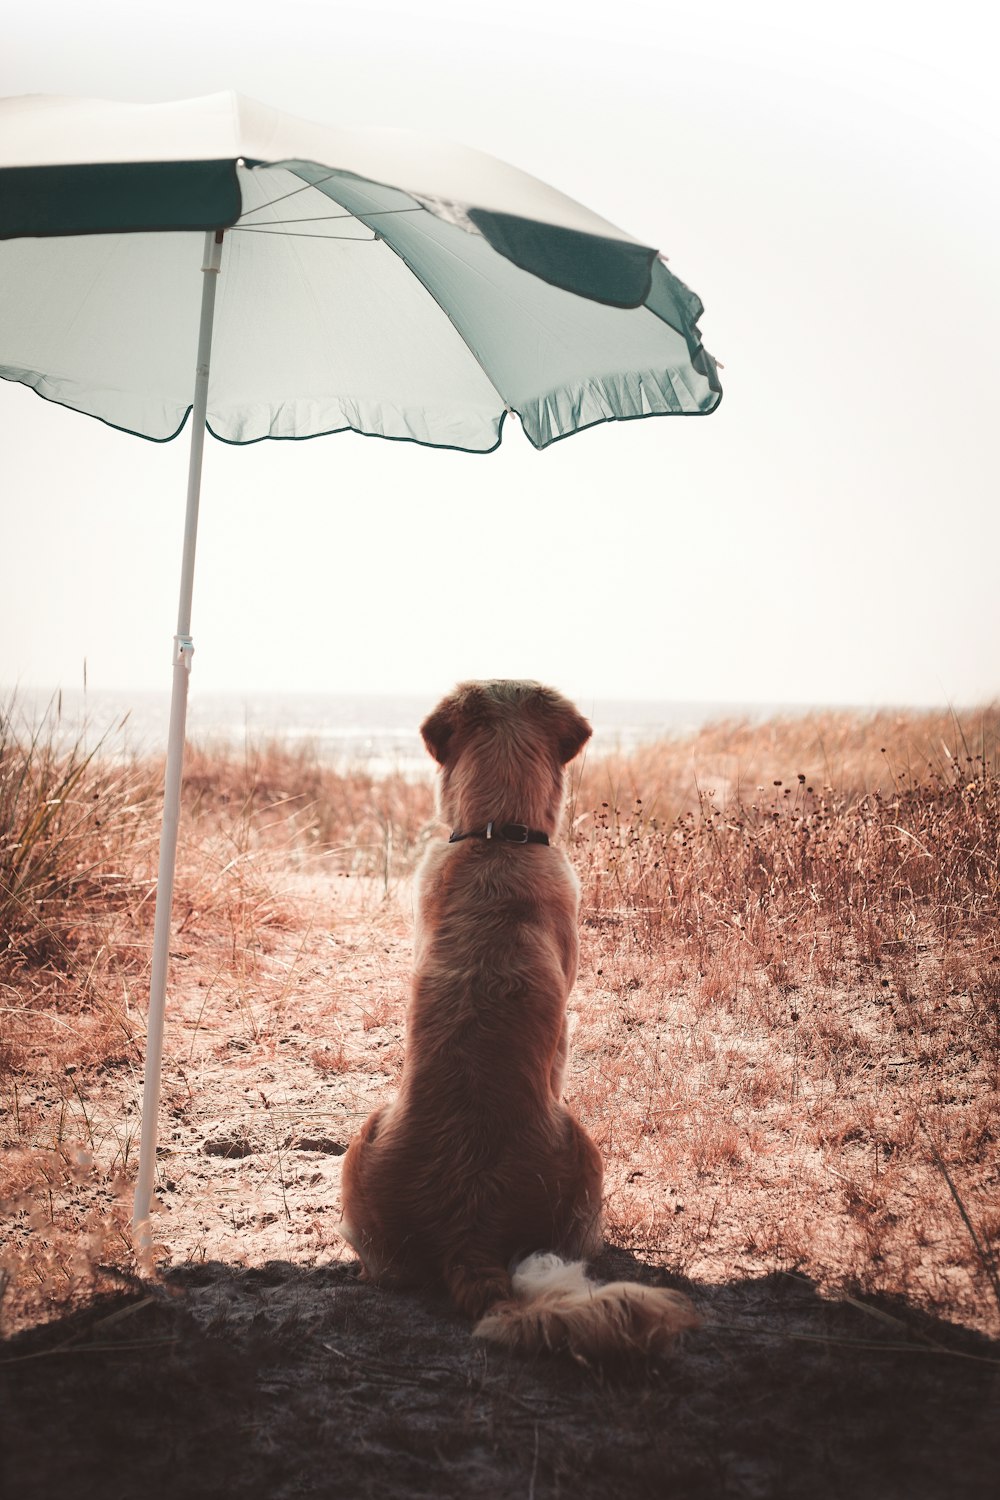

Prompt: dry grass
xmin=1 ymin=701 xmax=998 ymax=1343
xmin=565 ymin=705 xmax=1000 ymax=1329
xmin=0 ymin=696 xmax=163 ymax=1077
xmin=569 ymin=708 xmax=1000 ymax=1040
xmin=180 ymin=739 xmax=435 ymax=885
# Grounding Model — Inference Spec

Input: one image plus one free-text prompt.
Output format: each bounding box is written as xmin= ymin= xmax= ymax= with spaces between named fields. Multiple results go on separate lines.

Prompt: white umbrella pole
xmin=133 ymin=229 xmax=224 ymax=1246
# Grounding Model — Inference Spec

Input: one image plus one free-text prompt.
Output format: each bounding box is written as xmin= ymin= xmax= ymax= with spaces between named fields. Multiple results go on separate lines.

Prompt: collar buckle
xmin=449 ymin=821 xmax=547 ymax=846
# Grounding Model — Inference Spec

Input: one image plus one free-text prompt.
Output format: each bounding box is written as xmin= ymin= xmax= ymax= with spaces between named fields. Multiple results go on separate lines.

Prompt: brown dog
xmin=340 ymin=681 xmax=697 ymax=1360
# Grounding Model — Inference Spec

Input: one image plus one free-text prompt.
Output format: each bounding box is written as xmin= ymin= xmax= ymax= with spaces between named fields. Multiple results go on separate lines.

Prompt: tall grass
xmin=564 ymin=707 xmax=1000 ymax=1326
xmin=2 ymin=700 xmax=998 ymax=1333
xmin=0 ymin=712 xmax=436 ymax=1082
xmin=0 ymin=697 xmax=160 ymax=1071
xmin=180 ymin=740 xmax=436 ymax=884
xmin=4 ymin=699 xmax=996 ymax=1068
xmin=570 ymin=706 xmax=1000 ymax=977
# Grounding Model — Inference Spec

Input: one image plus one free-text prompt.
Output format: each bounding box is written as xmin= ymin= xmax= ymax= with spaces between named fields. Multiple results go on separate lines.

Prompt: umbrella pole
xmin=133 ymin=230 xmax=224 ymax=1247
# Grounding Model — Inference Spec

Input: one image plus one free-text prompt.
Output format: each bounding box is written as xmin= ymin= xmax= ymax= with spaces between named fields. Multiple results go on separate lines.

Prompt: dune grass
xmin=1 ymin=699 xmax=998 ymax=1337
xmin=565 ymin=706 xmax=1000 ymax=1328
xmin=570 ymin=704 xmax=1000 ymax=977
xmin=0 ymin=696 xmax=163 ymax=1075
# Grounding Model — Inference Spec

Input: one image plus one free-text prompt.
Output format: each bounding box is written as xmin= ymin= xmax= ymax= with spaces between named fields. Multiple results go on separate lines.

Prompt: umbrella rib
xmin=237 ymin=167 xmax=347 ymax=216
xmin=237 ymin=207 xmax=425 ymax=227
xmin=239 ymin=169 xmax=428 ymax=222
xmin=228 ymin=227 xmax=379 ymax=240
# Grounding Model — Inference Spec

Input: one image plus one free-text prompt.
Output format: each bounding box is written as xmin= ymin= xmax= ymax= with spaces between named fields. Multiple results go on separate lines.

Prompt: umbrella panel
xmin=0 ymin=164 xmax=720 ymax=452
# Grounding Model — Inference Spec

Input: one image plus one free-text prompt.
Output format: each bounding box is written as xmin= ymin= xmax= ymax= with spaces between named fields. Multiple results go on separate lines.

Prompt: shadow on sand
xmin=2 ymin=1249 xmax=997 ymax=1500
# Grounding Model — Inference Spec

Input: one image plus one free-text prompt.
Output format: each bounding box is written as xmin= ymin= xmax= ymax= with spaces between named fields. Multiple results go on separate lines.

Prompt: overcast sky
xmin=2 ymin=1 xmax=997 ymax=711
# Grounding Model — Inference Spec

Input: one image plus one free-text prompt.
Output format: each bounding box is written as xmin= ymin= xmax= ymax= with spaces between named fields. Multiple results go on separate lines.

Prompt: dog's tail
xmin=472 ymin=1252 xmax=699 ymax=1363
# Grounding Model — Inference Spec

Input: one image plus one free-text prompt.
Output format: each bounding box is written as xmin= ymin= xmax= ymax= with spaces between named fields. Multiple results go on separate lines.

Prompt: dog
xmin=340 ymin=680 xmax=697 ymax=1360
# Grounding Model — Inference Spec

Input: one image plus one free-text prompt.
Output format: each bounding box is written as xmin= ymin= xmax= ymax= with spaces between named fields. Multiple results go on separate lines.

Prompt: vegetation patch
xmin=2 ymin=702 xmax=997 ymax=1497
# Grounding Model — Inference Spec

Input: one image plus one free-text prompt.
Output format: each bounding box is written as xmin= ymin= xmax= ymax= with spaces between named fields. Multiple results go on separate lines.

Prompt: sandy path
xmin=144 ymin=873 xmax=415 ymax=1268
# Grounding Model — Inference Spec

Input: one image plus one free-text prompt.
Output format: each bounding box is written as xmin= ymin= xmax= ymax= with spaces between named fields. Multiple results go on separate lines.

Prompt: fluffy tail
xmin=472 ymin=1253 xmax=699 ymax=1363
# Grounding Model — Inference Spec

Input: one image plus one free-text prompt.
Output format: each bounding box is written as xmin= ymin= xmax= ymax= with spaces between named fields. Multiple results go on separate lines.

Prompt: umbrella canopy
xmin=0 ymin=92 xmax=721 ymax=1244
xmin=0 ymin=92 xmax=720 ymax=450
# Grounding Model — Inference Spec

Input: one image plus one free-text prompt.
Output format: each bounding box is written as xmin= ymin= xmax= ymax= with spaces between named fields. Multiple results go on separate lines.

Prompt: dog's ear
xmin=420 ymin=703 xmax=455 ymax=764
xmin=554 ymin=704 xmax=592 ymax=764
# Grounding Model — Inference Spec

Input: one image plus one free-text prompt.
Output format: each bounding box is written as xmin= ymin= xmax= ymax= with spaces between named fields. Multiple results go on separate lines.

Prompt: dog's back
xmin=341 ymin=682 xmax=601 ymax=1313
xmin=341 ymin=682 xmax=697 ymax=1358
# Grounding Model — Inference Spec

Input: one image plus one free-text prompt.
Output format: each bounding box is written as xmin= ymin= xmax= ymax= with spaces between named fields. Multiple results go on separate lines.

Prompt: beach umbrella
xmin=0 ymin=92 xmax=722 ymax=1244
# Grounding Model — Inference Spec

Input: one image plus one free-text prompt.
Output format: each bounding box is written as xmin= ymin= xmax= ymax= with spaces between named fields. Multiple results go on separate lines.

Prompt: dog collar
xmin=449 ymin=821 xmax=550 ymax=846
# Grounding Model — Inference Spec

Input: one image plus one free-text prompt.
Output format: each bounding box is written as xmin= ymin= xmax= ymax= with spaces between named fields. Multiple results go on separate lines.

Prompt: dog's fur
xmin=340 ymin=680 xmax=697 ymax=1360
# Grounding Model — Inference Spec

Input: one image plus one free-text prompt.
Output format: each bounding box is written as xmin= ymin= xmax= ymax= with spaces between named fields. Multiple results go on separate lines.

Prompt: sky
xmin=2 ymin=0 xmax=998 ymax=712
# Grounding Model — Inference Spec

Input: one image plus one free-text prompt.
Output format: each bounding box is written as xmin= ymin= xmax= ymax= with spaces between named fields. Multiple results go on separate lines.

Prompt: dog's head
xmin=420 ymin=680 xmax=591 ymax=833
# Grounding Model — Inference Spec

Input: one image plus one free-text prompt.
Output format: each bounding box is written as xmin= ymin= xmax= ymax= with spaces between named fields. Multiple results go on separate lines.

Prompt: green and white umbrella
xmin=0 ymin=91 xmax=721 ymax=1241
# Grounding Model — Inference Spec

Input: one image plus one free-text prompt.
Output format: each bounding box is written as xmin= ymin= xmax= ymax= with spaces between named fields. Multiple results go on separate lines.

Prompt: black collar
xmin=449 ymin=821 xmax=550 ymax=846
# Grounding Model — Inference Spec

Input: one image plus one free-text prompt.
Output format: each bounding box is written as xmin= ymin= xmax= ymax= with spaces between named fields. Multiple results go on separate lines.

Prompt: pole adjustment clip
xmin=174 ymin=634 xmax=195 ymax=670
